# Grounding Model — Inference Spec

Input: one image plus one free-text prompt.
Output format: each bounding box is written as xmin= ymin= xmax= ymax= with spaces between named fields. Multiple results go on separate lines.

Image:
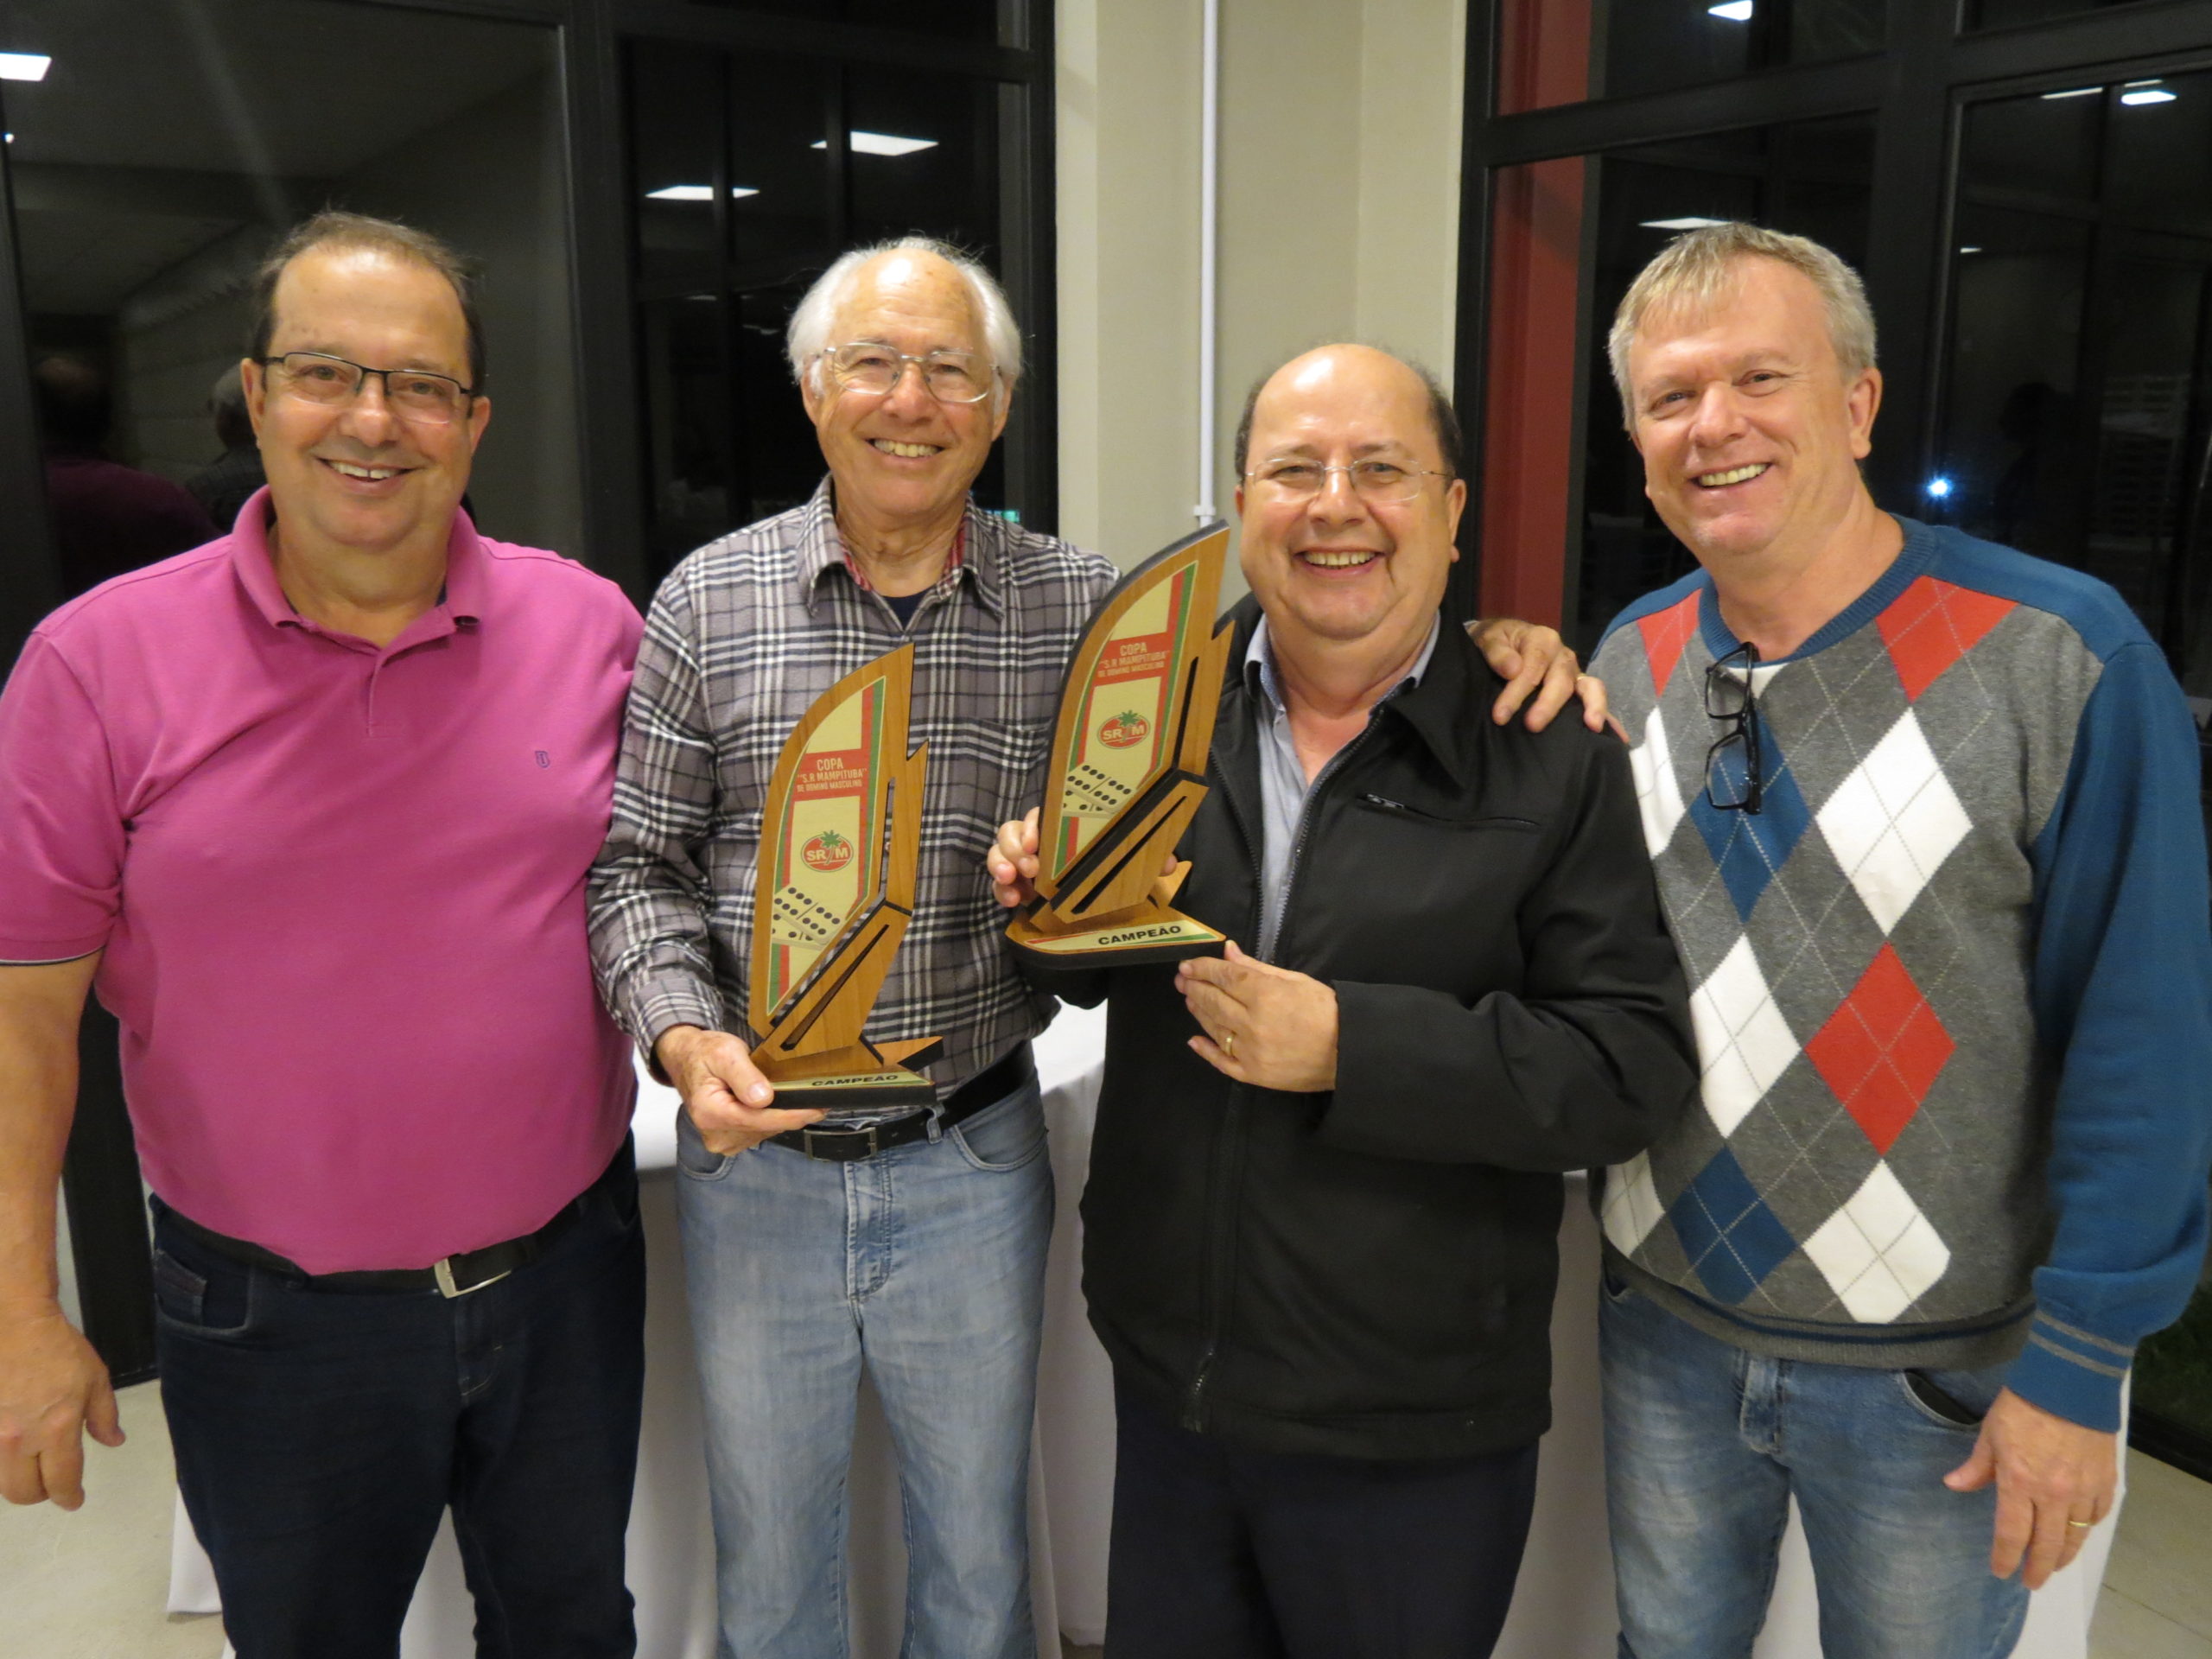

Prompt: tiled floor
xmin=5 ymin=1382 xmax=2208 ymax=1657
xmin=0 ymin=1382 xmax=223 ymax=1657
xmin=2088 ymin=1451 xmax=2212 ymax=1658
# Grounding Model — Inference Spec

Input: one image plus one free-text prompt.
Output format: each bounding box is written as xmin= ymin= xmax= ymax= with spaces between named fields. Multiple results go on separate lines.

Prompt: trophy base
xmin=1007 ymin=899 xmax=1225 ymax=968
xmin=760 ymin=1036 xmax=944 ymax=1116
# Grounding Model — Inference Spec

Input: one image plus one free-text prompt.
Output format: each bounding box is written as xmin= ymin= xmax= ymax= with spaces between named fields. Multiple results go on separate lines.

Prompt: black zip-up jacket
xmin=1031 ymin=601 xmax=1696 ymax=1460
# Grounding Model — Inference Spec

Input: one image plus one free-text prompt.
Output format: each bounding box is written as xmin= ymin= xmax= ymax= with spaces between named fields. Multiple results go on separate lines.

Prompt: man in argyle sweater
xmin=1589 ymin=223 xmax=2212 ymax=1657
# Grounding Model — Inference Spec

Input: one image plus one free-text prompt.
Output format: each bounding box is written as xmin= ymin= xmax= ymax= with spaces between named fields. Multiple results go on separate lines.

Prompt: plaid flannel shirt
xmin=588 ymin=479 xmax=1118 ymax=1093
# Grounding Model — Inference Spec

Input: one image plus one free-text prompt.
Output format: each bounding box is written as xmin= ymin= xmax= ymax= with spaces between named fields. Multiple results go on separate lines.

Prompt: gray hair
xmin=1607 ymin=222 xmax=1876 ymax=423
xmin=785 ymin=237 xmax=1021 ymax=408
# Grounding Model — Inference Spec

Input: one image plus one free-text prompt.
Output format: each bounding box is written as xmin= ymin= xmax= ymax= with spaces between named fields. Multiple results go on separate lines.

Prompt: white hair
xmin=785 ymin=236 xmax=1022 ymax=408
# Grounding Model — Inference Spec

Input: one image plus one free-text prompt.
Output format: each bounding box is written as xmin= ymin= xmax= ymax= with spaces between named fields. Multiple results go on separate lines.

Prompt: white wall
xmin=1057 ymin=0 xmax=1467 ymax=578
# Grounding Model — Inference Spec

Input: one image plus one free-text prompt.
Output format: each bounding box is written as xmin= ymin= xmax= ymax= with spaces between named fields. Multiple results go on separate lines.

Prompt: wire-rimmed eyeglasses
xmin=1243 ymin=456 xmax=1454 ymax=504
xmin=1704 ymin=639 xmax=1764 ymax=815
xmin=256 ymin=353 xmax=479 ymax=424
xmin=818 ymin=342 xmax=997 ymax=404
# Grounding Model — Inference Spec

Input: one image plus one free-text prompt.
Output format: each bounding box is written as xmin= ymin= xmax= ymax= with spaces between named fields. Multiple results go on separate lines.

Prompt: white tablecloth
xmin=171 ymin=1000 xmax=2115 ymax=1656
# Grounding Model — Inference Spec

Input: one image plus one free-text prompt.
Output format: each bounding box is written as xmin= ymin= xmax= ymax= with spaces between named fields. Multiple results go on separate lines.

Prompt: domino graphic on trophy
xmin=1006 ymin=520 xmax=1236 ymax=968
xmin=747 ymin=643 xmax=942 ymax=1113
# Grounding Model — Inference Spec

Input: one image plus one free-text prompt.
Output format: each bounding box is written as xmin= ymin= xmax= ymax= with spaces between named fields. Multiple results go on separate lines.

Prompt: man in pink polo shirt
xmin=0 ymin=212 xmax=644 ymax=1657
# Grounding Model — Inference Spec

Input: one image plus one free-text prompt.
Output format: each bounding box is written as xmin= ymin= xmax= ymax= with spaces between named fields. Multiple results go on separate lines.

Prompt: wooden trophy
xmin=747 ymin=644 xmax=941 ymax=1113
xmin=1007 ymin=520 xmax=1236 ymax=967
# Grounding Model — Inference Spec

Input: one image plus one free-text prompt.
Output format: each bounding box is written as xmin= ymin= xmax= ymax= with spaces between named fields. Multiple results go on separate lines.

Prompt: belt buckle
xmin=434 ymin=1256 xmax=511 ymax=1299
xmin=801 ymin=1122 xmax=879 ymax=1161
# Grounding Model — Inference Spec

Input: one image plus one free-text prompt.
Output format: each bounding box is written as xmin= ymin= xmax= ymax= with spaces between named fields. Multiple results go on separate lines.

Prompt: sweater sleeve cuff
xmin=2003 ymin=1312 xmax=2133 ymax=1432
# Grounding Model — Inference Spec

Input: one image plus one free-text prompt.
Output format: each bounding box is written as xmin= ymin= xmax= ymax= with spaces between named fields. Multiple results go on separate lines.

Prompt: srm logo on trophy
xmin=1098 ymin=709 xmax=1150 ymax=749
xmin=802 ymin=830 xmax=855 ymax=872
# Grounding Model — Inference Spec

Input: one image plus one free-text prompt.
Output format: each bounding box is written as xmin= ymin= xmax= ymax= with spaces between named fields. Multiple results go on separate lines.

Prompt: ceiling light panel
xmin=809 ymin=131 xmax=938 ymax=157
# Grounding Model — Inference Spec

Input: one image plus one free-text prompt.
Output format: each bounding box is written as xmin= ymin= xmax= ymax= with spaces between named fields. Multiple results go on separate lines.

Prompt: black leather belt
xmin=153 ymin=1138 xmax=633 ymax=1299
xmin=768 ymin=1042 xmax=1035 ymax=1162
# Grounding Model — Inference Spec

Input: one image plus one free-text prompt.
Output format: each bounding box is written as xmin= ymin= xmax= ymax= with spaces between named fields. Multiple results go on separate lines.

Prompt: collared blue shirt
xmin=1243 ymin=613 xmax=1439 ymax=957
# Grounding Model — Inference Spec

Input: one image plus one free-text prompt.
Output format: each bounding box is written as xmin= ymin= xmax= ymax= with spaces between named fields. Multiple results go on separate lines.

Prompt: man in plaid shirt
xmin=588 ymin=238 xmax=1590 ymax=1658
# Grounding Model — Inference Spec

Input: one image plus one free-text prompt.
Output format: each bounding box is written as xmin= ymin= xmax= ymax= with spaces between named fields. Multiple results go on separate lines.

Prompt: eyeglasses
xmin=1244 ymin=457 xmax=1453 ymax=504
xmin=1704 ymin=639 xmax=1764 ymax=815
xmin=819 ymin=342 xmax=996 ymax=404
xmin=257 ymin=353 xmax=479 ymax=424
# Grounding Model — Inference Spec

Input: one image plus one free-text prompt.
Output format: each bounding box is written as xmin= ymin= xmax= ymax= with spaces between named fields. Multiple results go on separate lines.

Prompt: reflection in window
xmin=3 ymin=0 xmax=576 ymax=578
xmin=1965 ymin=0 xmax=2164 ymax=28
xmin=1937 ymin=74 xmax=2212 ymax=686
xmin=1497 ymin=0 xmax=1885 ymax=114
xmin=1484 ymin=118 xmax=1876 ymax=648
xmin=626 ymin=39 xmax=1007 ymax=580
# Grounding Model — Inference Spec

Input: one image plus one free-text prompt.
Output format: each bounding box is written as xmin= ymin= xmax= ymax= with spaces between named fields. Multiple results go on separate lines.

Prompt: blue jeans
xmin=675 ymin=1073 xmax=1052 ymax=1659
xmin=152 ymin=1147 xmax=646 ymax=1659
xmin=1599 ymin=1271 xmax=2028 ymax=1659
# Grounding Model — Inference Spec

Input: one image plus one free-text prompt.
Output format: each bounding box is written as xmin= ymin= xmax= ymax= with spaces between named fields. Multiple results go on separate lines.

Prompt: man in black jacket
xmin=991 ymin=345 xmax=1695 ymax=1658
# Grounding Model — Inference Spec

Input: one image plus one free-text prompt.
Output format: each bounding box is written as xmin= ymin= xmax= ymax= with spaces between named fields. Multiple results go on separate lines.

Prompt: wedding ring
xmin=1222 ymin=1032 xmax=1236 ymax=1058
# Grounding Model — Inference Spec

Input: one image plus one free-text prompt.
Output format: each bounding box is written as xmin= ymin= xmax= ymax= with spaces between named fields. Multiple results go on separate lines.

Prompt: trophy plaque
xmin=747 ymin=644 xmax=941 ymax=1113
xmin=1007 ymin=520 xmax=1236 ymax=968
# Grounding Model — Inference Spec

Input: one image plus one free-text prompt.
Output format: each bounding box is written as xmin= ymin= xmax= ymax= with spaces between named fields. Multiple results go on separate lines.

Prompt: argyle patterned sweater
xmin=1590 ymin=518 xmax=2212 ymax=1430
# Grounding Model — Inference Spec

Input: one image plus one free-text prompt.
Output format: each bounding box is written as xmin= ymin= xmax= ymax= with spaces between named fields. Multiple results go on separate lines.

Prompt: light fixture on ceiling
xmin=1708 ymin=1 xmax=1755 ymax=20
xmin=1640 ymin=216 xmax=1731 ymax=230
xmin=1959 ymin=245 xmax=1983 ymax=254
xmin=0 ymin=52 xmax=51 ymax=81
xmin=646 ymin=185 xmax=760 ymax=201
xmin=1926 ymin=476 xmax=1955 ymax=500
xmin=810 ymin=130 xmax=938 ymax=157
xmin=2040 ymin=86 xmax=2100 ymax=99
xmin=2121 ymin=80 xmax=2177 ymax=106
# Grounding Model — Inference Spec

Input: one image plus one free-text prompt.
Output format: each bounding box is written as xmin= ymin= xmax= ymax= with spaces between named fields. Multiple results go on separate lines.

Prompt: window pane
xmin=1487 ymin=117 xmax=1877 ymax=647
xmin=4 ymin=0 xmax=575 ymax=590
xmin=625 ymin=43 xmax=1016 ymax=580
xmin=1498 ymin=0 xmax=1885 ymax=114
xmin=843 ymin=63 xmax=1007 ymax=513
xmin=628 ymin=40 xmax=837 ymax=573
xmin=1936 ymin=75 xmax=2212 ymax=682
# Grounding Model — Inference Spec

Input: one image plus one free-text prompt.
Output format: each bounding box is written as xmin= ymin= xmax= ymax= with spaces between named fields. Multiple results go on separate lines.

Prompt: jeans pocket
xmin=151 ymin=1249 xmax=206 ymax=1324
xmin=674 ymin=1106 xmax=737 ymax=1181
xmin=1897 ymin=1366 xmax=2004 ymax=1431
xmin=149 ymin=1245 xmax=254 ymax=1337
xmin=949 ymin=1081 xmax=1047 ymax=1172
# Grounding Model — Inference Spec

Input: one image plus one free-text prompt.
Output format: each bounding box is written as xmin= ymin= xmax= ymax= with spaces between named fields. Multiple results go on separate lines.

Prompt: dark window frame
xmin=601 ymin=0 xmax=1058 ymax=598
xmin=1451 ymin=0 xmax=2212 ymax=625
xmin=0 ymin=0 xmax=1057 ymax=615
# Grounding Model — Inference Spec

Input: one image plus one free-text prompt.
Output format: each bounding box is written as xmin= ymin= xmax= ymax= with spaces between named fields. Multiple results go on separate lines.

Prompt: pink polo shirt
xmin=0 ymin=493 xmax=642 ymax=1273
